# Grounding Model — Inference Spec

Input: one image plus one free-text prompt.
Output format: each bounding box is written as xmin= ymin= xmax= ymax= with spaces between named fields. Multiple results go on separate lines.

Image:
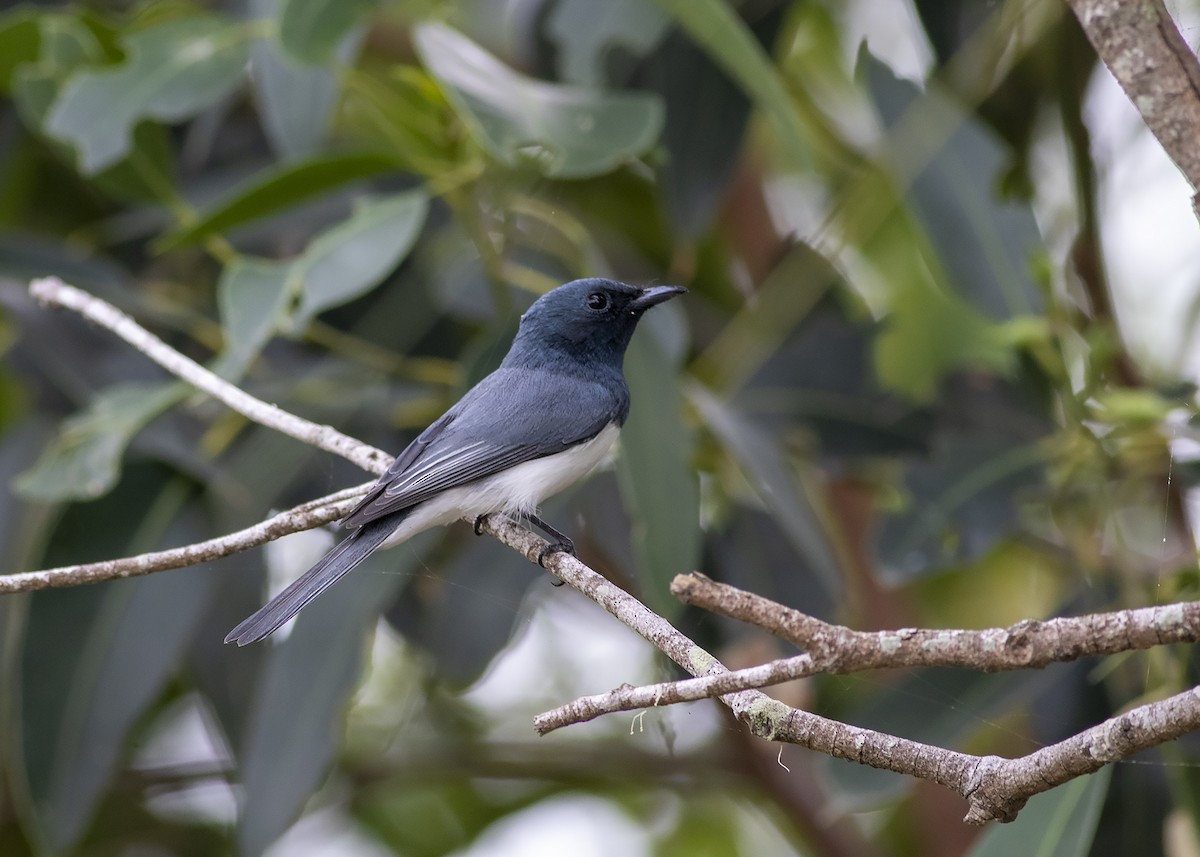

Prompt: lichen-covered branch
xmin=1066 ymin=0 xmax=1200 ymax=199
xmin=672 ymin=573 xmax=1200 ymax=672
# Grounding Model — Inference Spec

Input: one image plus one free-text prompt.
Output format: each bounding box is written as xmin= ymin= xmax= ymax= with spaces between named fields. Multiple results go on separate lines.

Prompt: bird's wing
xmin=341 ymin=368 xmax=626 ymax=528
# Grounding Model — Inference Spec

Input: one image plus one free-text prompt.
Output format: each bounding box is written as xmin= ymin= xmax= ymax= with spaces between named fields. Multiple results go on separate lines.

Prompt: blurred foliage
xmin=0 ymin=0 xmax=1197 ymax=855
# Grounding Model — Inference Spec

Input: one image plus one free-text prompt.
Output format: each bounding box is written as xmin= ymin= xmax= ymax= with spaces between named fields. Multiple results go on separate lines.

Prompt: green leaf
xmin=236 ymin=547 xmax=409 ymax=856
xmin=967 ymin=766 xmax=1111 ymax=857
xmin=617 ymin=334 xmax=699 ymax=618
xmin=0 ymin=10 xmax=42 ymax=93
xmin=278 ymin=0 xmax=376 ymax=64
xmin=689 ymin=384 xmax=843 ymax=598
xmin=44 ymin=16 xmax=254 ymax=173
xmin=215 ymin=257 xmax=294 ymax=379
xmin=865 ymin=53 xmax=1043 ymax=321
xmin=10 ymin=14 xmax=104 ymax=125
xmin=413 ymin=22 xmax=664 ymax=179
xmin=649 ymin=0 xmax=810 ymax=168
xmin=157 ymin=151 xmax=402 ymax=249
xmin=292 ymin=189 xmax=429 ymax=327
xmin=545 ymin=0 xmax=669 ymax=85
xmin=14 ymin=382 xmax=184 ymax=501
xmin=251 ymin=0 xmax=363 ymax=160
xmin=18 ymin=474 xmax=218 ymax=854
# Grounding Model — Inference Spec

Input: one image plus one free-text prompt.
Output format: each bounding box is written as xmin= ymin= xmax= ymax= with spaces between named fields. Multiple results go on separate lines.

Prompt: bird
xmin=225 ymin=277 xmax=686 ymax=645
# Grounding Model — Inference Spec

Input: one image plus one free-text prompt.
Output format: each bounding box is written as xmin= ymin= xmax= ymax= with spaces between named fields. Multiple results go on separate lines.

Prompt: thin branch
xmin=30 ymin=277 xmax=393 ymax=475
xmin=0 ymin=485 xmax=370 ymax=593
xmin=672 ymin=573 xmax=1200 ymax=672
xmin=533 ymin=653 xmax=817 ymax=734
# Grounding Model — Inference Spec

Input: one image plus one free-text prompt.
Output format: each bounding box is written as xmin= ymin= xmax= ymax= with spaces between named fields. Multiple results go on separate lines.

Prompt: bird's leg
xmin=473 ymin=513 xmax=489 ymax=536
xmin=524 ymin=513 xmax=575 ymax=572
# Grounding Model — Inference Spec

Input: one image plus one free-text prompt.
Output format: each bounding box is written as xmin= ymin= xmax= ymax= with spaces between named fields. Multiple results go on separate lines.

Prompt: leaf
xmin=292 ymin=189 xmax=429 ymax=328
xmin=874 ymin=435 xmax=1045 ymax=579
xmin=10 ymin=14 xmax=104 ymax=124
xmin=545 ymin=0 xmax=669 ymax=85
xmin=413 ymin=23 xmax=664 ymax=179
xmin=236 ymin=546 xmax=411 ymax=856
xmin=865 ymin=53 xmax=1044 ymax=321
xmin=967 ymin=766 xmax=1111 ymax=857
xmin=214 ymin=257 xmax=293 ymax=380
xmin=277 ymin=0 xmax=377 ymax=64
xmin=18 ymin=475 xmax=218 ymax=853
xmin=12 ymin=16 xmax=178 ymax=205
xmin=689 ymin=384 xmax=844 ymax=599
xmin=649 ymin=0 xmax=810 ymax=168
xmin=616 ymin=334 xmax=700 ymax=618
xmin=157 ymin=151 xmax=402 ymax=250
xmin=44 ymin=16 xmax=254 ymax=173
xmin=250 ymin=0 xmax=364 ymax=161
xmin=0 ymin=9 xmax=43 ymax=93
xmin=14 ymin=382 xmax=184 ymax=501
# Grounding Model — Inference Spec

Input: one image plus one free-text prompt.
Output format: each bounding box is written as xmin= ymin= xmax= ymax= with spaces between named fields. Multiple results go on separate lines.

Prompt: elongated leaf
xmin=616 ymin=334 xmax=699 ymax=618
xmin=545 ymin=0 xmax=669 ymax=85
xmin=414 ymin=23 xmax=663 ymax=178
xmin=14 ymin=382 xmax=184 ymax=501
xmin=19 ymin=479 xmax=218 ymax=854
xmin=215 ymin=257 xmax=293 ymax=379
xmin=0 ymin=10 xmax=45 ymax=93
xmin=649 ymin=0 xmax=809 ymax=168
xmin=968 ymin=766 xmax=1111 ymax=857
xmin=45 ymin=17 xmax=253 ymax=173
xmin=690 ymin=384 xmax=843 ymax=598
xmin=292 ymin=189 xmax=429 ymax=327
xmin=236 ymin=546 xmax=412 ymax=856
xmin=157 ymin=151 xmax=402 ymax=250
xmin=866 ymin=53 xmax=1043 ymax=320
xmin=278 ymin=0 xmax=376 ymax=64
xmin=875 ymin=435 xmax=1045 ymax=580
xmin=251 ymin=0 xmax=364 ymax=160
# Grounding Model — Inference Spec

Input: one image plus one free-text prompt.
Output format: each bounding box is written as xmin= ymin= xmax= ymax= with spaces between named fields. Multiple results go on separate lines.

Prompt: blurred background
xmin=2 ymin=0 xmax=1200 ymax=854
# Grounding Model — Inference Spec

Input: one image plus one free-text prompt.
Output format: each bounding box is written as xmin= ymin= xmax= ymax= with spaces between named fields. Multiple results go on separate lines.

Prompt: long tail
xmin=224 ymin=519 xmax=396 ymax=646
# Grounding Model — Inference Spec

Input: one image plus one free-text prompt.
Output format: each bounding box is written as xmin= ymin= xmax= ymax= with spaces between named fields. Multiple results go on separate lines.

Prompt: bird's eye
xmin=586 ymin=292 xmax=609 ymax=310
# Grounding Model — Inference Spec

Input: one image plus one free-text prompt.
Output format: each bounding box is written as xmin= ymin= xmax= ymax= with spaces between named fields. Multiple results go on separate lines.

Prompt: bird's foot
xmin=536 ymin=539 xmax=576 ymax=570
xmin=473 ymin=513 xmax=489 ymax=536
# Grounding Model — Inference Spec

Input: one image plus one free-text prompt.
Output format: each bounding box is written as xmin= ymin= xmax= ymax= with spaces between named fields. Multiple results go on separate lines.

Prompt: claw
xmin=537 ymin=540 xmax=575 ymax=569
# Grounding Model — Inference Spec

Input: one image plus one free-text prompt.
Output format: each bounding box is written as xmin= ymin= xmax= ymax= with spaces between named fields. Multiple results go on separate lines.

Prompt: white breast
xmin=379 ymin=422 xmax=621 ymax=549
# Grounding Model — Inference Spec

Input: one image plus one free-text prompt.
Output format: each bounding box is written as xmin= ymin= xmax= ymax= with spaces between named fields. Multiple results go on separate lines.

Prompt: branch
xmin=1065 ymin=0 xmax=1200 ymax=203
xmin=672 ymin=573 xmax=1200 ymax=672
xmin=29 ymin=277 xmax=393 ymax=475
xmin=0 ymin=485 xmax=370 ymax=593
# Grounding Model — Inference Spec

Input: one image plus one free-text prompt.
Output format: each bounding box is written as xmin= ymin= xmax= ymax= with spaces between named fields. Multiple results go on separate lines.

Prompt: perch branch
xmin=0 ymin=485 xmax=369 ymax=593
xmin=15 ymin=278 xmax=1200 ymax=825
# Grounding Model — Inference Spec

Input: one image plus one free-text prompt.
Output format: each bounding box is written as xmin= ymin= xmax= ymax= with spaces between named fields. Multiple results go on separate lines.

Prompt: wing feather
xmin=341 ymin=368 xmax=626 ymax=529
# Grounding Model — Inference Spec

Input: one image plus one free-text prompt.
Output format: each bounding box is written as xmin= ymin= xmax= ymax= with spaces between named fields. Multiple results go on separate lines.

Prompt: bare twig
xmin=0 ymin=485 xmax=370 ymax=593
xmin=672 ymin=573 xmax=1200 ymax=672
xmin=29 ymin=277 xmax=393 ymax=475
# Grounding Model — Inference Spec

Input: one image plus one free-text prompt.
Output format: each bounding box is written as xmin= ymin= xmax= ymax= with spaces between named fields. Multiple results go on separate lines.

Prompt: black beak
xmin=630 ymin=285 xmax=687 ymax=313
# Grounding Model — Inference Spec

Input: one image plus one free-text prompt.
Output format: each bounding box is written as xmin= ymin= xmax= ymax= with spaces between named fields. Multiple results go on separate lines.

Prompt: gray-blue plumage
xmin=226 ymin=278 xmax=685 ymax=645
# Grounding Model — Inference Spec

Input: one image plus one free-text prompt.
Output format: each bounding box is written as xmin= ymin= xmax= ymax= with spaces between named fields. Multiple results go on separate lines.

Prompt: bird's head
xmin=506 ymin=278 xmax=686 ymax=369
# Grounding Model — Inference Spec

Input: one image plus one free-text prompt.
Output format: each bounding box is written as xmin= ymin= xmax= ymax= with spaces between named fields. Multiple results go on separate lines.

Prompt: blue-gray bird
xmin=225 ymin=278 xmax=685 ymax=645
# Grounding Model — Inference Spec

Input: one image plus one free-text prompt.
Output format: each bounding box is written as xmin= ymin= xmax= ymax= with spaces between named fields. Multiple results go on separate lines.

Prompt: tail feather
xmin=225 ymin=520 xmax=395 ymax=646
